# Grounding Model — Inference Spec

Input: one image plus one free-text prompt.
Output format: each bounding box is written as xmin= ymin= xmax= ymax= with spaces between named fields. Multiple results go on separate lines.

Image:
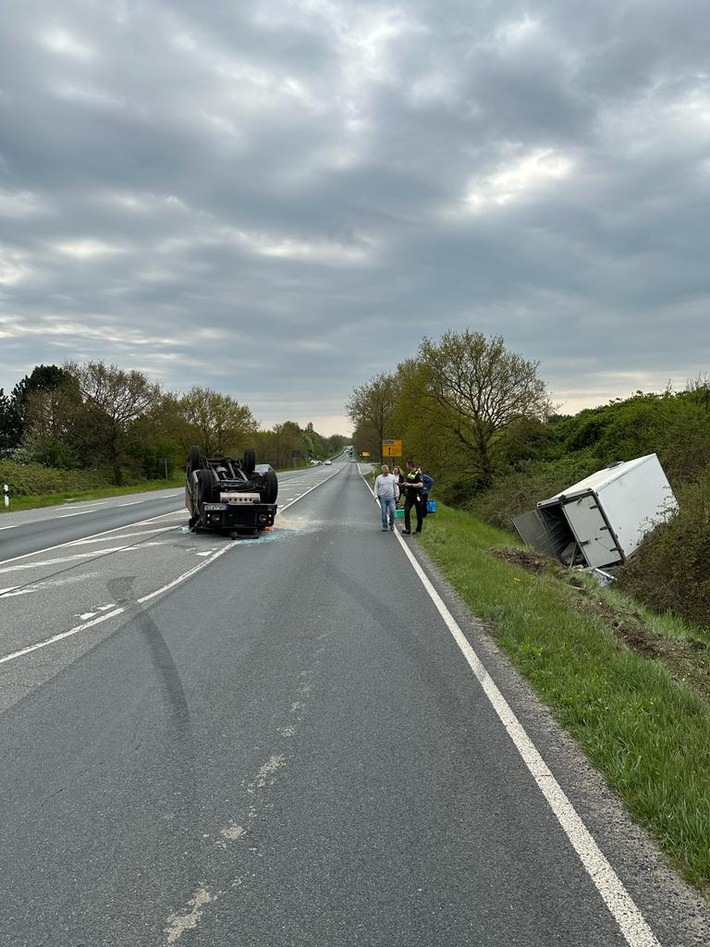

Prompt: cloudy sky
xmin=1 ymin=0 xmax=708 ymax=435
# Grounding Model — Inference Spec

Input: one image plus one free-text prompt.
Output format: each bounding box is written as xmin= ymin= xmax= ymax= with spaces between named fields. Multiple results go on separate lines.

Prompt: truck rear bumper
xmin=200 ymin=502 xmax=277 ymax=531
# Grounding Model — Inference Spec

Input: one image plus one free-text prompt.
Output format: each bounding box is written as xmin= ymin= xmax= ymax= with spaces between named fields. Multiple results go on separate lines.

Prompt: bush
xmin=465 ymin=452 xmax=601 ymax=532
xmin=616 ymin=473 xmax=710 ymax=630
xmin=0 ymin=460 xmax=110 ymax=498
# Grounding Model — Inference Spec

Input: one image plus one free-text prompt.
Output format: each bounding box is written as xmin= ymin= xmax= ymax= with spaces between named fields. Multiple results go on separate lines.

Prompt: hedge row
xmin=0 ymin=461 xmax=111 ymax=498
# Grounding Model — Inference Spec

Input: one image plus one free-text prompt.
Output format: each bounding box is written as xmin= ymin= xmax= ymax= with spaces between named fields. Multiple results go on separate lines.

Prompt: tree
xmin=6 ymin=365 xmax=72 ymax=449
xmin=346 ymin=372 xmax=397 ymax=463
xmin=0 ymin=388 xmax=21 ymax=453
xmin=269 ymin=421 xmax=307 ymax=469
xmin=174 ymin=387 xmax=258 ymax=457
xmin=66 ymin=361 xmax=163 ymax=485
xmin=415 ymin=331 xmax=553 ymax=487
xmin=17 ymin=375 xmax=84 ymax=468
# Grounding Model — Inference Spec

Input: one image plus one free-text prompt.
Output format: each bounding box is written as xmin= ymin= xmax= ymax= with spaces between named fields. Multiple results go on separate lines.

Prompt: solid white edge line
xmin=362 ymin=472 xmax=661 ymax=947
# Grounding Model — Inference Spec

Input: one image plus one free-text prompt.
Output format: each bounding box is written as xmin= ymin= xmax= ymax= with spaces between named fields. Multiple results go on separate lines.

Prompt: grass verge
xmin=419 ymin=503 xmax=710 ymax=898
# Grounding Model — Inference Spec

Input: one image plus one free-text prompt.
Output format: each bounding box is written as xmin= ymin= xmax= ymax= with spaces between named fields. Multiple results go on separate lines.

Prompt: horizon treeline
xmin=0 ymin=361 xmax=349 ymax=485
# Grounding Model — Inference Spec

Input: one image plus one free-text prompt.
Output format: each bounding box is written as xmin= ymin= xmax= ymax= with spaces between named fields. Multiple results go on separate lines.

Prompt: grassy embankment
xmin=418 ymin=502 xmax=710 ymax=899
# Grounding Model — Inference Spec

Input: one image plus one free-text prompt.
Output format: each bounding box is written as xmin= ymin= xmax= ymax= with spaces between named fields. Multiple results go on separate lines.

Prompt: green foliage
xmin=412 ymin=330 xmax=553 ymax=486
xmin=172 ymin=386 xmax=258 ymax=457
xmin=61 ymin=361 xmax=165 ymax=485
xmin=0 ymin=460 xmax=111 ymax=497
xmin=552 ymin=388 xmax=710 ymax=484
xmin=3 ymin=365 xmax=72 ymax=450
xmin=347 ymin=372 xmax=397 ymax=463
xmin=361 ymin=331 xmax=554 ymax=492
xmin=616 ymin=472 xmax=710 ymax=629
xmin=261 ymin=420 xmax=307 ymax=468
xmin=0 ymin=387 xmax=22 ymax=452
xmin=465 ymin=451 xmax=601 ymax=530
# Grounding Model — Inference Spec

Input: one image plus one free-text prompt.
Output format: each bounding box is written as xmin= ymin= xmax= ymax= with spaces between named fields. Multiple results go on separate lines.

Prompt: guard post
xmin=3 ymin=483 xmax=9 ymax=509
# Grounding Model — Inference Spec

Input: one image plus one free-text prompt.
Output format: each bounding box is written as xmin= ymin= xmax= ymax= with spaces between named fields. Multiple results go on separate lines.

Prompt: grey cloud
xmin=1 ymin=0 xmax=709 ymax=431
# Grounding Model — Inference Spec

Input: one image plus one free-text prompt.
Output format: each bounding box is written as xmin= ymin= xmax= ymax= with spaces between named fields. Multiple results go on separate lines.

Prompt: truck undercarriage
xmin=185 ymin=446 xmax=278 ymax=537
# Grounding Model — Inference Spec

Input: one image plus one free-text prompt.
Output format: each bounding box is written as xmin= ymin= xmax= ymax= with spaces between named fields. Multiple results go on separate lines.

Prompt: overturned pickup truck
xmin=185 ymin=445 xmax=278 ymax=537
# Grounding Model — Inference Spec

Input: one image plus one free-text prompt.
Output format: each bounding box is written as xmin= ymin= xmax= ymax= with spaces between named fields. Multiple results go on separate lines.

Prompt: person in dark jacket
xmin=392 ymin=465 xmax=405 ymax=508
xmin=401 ymin=459 xmax=424 ymax=535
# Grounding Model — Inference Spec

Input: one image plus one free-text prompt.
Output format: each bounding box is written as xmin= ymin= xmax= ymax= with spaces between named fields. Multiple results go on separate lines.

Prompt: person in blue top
xmin=419 ymin=468 xmax=434 ymax=517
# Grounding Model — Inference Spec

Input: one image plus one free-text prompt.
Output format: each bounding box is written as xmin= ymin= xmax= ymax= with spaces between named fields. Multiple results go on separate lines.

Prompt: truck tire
xmin=242 ymin=447 xmax=256 ymax=476
xmin=187 ymin=445 xmax=202 ymax=476
xmin=260 ymin=470 xmax=278 ymax=504
xmin=196 ymin=468 xmax=215 ymax=506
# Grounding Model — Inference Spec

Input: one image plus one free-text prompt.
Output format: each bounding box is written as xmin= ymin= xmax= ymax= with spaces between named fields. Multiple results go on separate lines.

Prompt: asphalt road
xmin=1 ymin=459 xmax=709 ymax=947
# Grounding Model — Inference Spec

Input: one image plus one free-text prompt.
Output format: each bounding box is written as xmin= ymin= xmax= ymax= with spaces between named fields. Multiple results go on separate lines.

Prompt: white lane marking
xmin=0 ymin=544 xmax=234 ymax=665
xmin=0 ymin=573 xmax=96 ymax=600
xmin=0 ymin=478 xmax=332 ymax=665
xmin=0 ymin=606 xmax=126 ymax=664
xmin=1 ymin=574 xmax=99 ymax=599
xmin=0 ymin=542 xmax=169 ymax=575
xmin=395 ymin=536 xmax=663 ymax=947
xmin=118 ymin=501 xmax=142 ymax=506
xmin=57 ymin=510 xmax=94 ymax=518
xmin=68 ymin=525 xmax=177 ymax=545
xmin=0 ymin=525 xmax=19 ymax=531
xmin=0 ymin=508 xmax=183 ymax=567
xmin=79 ymin=604 xmax=117 ymax=620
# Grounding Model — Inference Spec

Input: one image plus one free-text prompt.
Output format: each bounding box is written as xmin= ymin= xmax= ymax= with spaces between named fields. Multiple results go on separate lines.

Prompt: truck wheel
xmin=187 ymin=445 xmax=202 ymax=476
xmin=261 ymin=470 xmax=278 ymax=504
xmin=242 ymin=448 xmax=256 ymax=476
xmin=196 ymin=468 xmax=215 ymax=505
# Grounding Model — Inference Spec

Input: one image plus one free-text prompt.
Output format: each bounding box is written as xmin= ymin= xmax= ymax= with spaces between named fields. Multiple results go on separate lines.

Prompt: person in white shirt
xmin=374 ymin=463 xmax=398 ymax=531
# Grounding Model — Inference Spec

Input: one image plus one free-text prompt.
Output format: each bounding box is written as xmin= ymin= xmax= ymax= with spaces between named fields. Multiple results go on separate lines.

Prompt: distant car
xmin=324 ymin=460 xmax=332 ymax=465
xmin=254 ymin=463 xmax=274 ymax=474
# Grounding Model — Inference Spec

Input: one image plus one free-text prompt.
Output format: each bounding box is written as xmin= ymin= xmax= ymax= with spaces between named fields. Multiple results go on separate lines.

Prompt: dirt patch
xmin=492 ymin=546 xmax=710 ymax=707
xmin=492 ymin=546 xmax=561 ymax=575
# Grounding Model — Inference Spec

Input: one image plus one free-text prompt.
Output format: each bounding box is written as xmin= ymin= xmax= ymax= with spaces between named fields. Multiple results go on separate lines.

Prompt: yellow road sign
xmin=382 ymin=440 xmax=402 ymax=457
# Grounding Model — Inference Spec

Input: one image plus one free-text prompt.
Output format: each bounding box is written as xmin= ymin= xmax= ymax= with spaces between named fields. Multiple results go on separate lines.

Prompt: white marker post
xmin=3 ymin=483 xmax=9 ymax=508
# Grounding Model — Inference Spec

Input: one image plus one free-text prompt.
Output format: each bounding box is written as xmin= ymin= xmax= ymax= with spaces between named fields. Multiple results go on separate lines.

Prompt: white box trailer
xmin=513 ymin=453 xmax=678 ymax=569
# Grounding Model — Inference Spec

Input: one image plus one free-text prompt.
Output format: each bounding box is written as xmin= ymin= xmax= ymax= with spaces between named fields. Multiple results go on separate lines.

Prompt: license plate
xmin=203 ymin=503 xmax=228 ymax=511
